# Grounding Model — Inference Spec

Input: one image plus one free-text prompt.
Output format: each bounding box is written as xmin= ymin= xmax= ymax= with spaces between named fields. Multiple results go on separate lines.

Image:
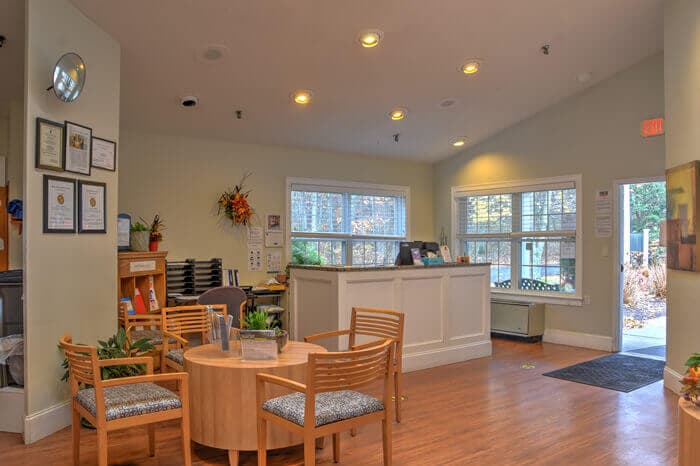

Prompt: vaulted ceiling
xmin=71 ymin=0 xmax=663 ymax=161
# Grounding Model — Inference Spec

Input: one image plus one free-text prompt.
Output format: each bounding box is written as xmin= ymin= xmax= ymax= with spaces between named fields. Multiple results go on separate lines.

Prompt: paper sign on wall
xmin=265 ymin=231 xmax=283 ymax=247
xmin=248 ymin=247 xmax=262 ymax=272
xmin=595 ymin=189 xmax=612 ymax=238
xmin=267 ymin=251 xmax=282 ymax=273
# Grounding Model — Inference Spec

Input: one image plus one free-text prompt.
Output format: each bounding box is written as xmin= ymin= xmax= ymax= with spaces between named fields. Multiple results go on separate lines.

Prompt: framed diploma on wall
xmin=43 ymin=175 xmax=76 ymax=233
xmin=64 ymin=121 xmax=92 ymax=175
xmin=35 ymin=118 xmax=64 ymax=171
xmin=78 ymin=180 xmax=107 ymax=233
xmin=91 ymin=137 xmax=116 ymax=171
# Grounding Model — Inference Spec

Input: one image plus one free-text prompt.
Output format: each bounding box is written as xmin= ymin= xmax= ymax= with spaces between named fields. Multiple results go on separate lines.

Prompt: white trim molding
xmin=543 ymin=328 xmax=613 ymax=351
xmin=24 ymin=400 xmax=71 ymax=444
xmin=402 ymin=340 xmax=492 ymax=372
xmin=664 ymin=366 xmax=683 ymax=395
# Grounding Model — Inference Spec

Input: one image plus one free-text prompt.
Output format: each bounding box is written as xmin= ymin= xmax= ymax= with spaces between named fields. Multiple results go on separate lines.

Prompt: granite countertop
xmin=289 ymin=262 xmax=491 ymax=272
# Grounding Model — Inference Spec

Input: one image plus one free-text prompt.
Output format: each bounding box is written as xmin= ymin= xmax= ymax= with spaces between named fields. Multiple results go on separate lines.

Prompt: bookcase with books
xmin=117 ymin=251 xmax=167 ymax=328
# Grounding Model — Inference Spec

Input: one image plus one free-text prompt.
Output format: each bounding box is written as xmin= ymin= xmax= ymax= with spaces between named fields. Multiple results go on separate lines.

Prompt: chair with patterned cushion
xmin=256 ymin=339 xmax=395 ymax=465
xmin=59 ymin=334 xmax=191 ymax=466
xmin=161 ymin=304 xmax=227 ymax=372
xmin=197 ymin=286 xmax=247 ymax=329
xmin=305 ymin=307 xmax=405 ymax=423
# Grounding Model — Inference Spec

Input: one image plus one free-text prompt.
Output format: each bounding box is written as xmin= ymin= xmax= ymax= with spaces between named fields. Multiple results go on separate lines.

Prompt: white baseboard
xmin=664 ymin=366 xmax=683 ymax=395
xmin=403 ymin=340 xmax=492 ymax=373
xmin=543 ymin=328 xmax=613 ymax=352
xmin=0 ymin=386 xmax=24 ymax=433
xmin=24 ymin=400 xmax=71 ymax=444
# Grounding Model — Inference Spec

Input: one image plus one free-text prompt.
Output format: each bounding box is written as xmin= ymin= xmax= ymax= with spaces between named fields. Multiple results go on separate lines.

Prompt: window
xmin=453 ymin=176 xmax=581 ymax=301
xmin=288 ymin=178 xmax=408 ymax=266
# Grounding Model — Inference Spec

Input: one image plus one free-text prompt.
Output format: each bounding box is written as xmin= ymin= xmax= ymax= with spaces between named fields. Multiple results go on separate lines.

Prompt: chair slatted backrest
xmin=59 ymin=334 xmax=100 ymax=393
xmin=350 ymin=308 xmax=404 ymax=360
xmin=162 ymin=304 xmax=227 ymax=342
xmin=308 ymin=339 xmax=394 ymax=394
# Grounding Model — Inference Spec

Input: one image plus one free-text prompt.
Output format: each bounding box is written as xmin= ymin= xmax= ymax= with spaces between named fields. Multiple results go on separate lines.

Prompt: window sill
xmin=490 ymin=289 xmax=583 ymax=307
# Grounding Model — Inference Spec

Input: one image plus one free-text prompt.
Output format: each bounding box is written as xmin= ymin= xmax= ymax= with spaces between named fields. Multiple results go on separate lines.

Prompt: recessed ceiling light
xmin=460 ymin=60 xmax=481 ymax=75
xmin=357 ymin=29 xmax=383 ymax=48
xmin=292 ymin=90 xmax=313 ymax=105
xmin=450 ymin=136 xmax=468 ymax=147
xmin=389 ymin=107 xmax=407 ymax=121
xmin=179 ymin=95 xmax=199 ymax=108
xmin=439 ymin=97 xmax=458 ymax=109
xmin=196 ymin=44 xmax=229 ymax=63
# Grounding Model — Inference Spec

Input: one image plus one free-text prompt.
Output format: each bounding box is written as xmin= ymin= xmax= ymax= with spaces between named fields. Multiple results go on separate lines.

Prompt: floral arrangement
xmin=682 ymin=352 xmax=700 ymax=405
xmin=218 ymin=173 xmax=254 ymax=225
xmin=141 ymin=214 xmax=165 ymax=242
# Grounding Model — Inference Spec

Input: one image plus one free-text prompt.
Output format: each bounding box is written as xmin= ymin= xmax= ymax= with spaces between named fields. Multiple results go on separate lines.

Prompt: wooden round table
xmin=184 ymin=341 xmax=326 ymax=465
xmin=679 ymin=398 xmax=700 ymax=465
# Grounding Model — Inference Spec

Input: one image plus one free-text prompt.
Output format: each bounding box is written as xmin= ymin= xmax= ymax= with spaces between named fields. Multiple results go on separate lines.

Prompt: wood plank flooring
xmin=0 ymin=339 xmax=678 ymax=465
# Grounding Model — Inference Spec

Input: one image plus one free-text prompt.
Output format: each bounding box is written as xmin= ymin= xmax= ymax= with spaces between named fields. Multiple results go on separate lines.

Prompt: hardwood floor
xmin=0 ymin=339 xmax=678 ymax=465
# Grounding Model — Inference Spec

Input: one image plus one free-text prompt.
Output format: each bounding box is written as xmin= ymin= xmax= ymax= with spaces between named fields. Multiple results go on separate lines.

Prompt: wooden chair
xmin=304 ymin=307 xmax=405 ymax=423
xmin=256 ymin=339 xmax=395 ymax=465
xmin=161 ymin=304 xmax=227 ymax=372
xmin=119 ymin=301 xmax=166 ymax=345
xmin=59 ymin=334 xmax=191 ymax=466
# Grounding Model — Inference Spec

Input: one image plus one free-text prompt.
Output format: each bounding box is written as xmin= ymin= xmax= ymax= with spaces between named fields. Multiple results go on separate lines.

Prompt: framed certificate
xmin=91 ymin=136 xmax=116 ymax=171
xmin=78 ymin=180 xmax=107 ymax=233
xmin=64 ymin=121 xmax=92 ymax=175
xmin=35 ymin=118 xmax=64 ymax=171
xmin=43 ymin=175 xmax=76 ymax=233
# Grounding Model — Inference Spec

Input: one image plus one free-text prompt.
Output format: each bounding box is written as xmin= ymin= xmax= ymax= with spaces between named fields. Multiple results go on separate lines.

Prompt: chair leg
xmin=332 ymin=432 xmax=341 ymax=463
xmin=382 ymin=418 xmax=392 ymax=466
xmin=350 ymin=427 xmax=357 ymax=437
xmin=304 ymin=429 xmax=316 ymax=465
xmin=257 ymin=415 xmax=267 ymax=466
xmin=394 ymin=370 xmax=402 ymax=423
xmin=96 ymin=428 xmax=108 ymax=466
xmin=182 ymin=417 xmax=192 ymax=466
xmin=71 ymin=409 xmax=80 ymax=466
xmin=148 ymin=423 xmax=155 ymax=456
xmin=315 ymin=436 xmax=326 ymax=449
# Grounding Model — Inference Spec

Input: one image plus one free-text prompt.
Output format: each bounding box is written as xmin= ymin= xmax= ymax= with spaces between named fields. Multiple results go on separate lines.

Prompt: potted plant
xmin=130 ymin=221 xmax=149 ymax=252
xmin=141 ymin=214 xmax=165 ymax=252
xmin=240 ymin=309 xmax=288 ymax=359
xmin=682 ymin=352 xmax=700 ymax=406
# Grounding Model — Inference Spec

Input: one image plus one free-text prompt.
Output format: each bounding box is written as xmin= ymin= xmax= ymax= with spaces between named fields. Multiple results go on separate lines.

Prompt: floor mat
xmin=543 ymin=353 xmax=664 ymax=393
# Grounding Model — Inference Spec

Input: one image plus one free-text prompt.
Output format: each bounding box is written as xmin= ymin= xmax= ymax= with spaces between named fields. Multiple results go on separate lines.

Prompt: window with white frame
xmin=453 ymin=176 xmax=581 ymax=299
xmin=288 ymin=179 xmax=408 ymax=267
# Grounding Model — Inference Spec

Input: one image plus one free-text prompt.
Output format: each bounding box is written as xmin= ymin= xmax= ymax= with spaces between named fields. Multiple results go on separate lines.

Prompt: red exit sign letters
xmin=641 ymin=118 xmax=664 ymax=138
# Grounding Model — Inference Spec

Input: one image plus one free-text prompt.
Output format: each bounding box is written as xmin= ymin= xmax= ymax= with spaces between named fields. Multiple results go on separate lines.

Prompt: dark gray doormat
xmin=542 ymin=353 xmax=665 ymax=393
xmin=627 ymin=345 xmax=666 ymax=359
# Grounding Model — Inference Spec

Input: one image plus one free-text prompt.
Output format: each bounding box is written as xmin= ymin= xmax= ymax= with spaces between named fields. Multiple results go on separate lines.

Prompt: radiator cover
xmin=491 ymin=300 xmax=545 ymax=338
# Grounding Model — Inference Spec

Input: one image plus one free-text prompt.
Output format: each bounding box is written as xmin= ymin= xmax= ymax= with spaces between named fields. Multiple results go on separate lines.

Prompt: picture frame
xmin=35 ymin=118 xmax=64 ymax=171
xmin=43 ymin=175 xmax=76 ymax=233
xmin=91 ymin=136 xmax=117 ymax=171
xmin=64 ymin=121 xmax=92 ymax=175
xmin=266 ymin=214 xmax=282 ymax=232
xmin=78 ymin=180 xmax=107 ymax=233
xmin=666 ymin=161 xmax=700 ymax=271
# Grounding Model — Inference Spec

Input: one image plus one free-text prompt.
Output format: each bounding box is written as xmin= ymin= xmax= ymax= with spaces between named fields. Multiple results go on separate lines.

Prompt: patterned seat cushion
xmin=262 ymin=390 xmax=384 ymax=427
xmin=165 ymin=349 xmax=184 ymax=365
xmin=76 ymin=383 xmax=182 ymax=421
xmin=130 ymin=329 xmax=175 ymax=346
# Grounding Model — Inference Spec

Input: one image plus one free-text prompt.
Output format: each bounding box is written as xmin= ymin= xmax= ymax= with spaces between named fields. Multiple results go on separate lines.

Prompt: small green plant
xmin=141 ymin=214 xmax=165 ymax=242
xmin=130 ymin=221 xmax=148 ymax=232
xmin=243 ymin=309 xmax=272 ymax=330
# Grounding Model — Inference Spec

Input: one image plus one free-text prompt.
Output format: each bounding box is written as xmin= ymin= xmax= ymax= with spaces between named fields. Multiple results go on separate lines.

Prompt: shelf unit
xmin=117 ymin=251 xmax=167 ymax=322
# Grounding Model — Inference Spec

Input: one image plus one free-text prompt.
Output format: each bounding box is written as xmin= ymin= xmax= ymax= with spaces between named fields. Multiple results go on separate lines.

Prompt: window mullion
xmin=344 ymin=193 xmax=352 ymax=265
xmin=511 ymin=193 xmax=522 ymax=291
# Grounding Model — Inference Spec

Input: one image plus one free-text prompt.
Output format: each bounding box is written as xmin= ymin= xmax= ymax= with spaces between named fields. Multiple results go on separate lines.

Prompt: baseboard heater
xmin=491 ymin=299 xmax=545 ymax=342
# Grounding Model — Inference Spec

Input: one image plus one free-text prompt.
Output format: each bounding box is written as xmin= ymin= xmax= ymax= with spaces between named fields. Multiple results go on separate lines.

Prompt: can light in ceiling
xmin=389 ymin=107 xmax=407 ymax=121
xmin=460 ymin=60 xmax=481 ymax=75
xmin=292 ymin=90 xmax=313 ymax=105
xmin=357 ymin=29 xmax=383 ymax=48
xmin=450 ymin=136 xmax=468 ymax=147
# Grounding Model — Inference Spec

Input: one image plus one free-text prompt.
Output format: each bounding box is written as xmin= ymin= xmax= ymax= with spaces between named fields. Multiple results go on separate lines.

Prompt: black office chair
xmin=198 ymin=287 xmax=247 ymax=328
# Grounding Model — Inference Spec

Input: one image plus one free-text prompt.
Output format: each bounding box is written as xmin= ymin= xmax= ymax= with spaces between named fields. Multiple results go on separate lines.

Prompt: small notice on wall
xmin=267 ymin=251 xmax=282 ymax=273
xmin=248 ymin=247 xmax=262 ymax=272
xmin=595 ymin=189 xmax=612 ymax=238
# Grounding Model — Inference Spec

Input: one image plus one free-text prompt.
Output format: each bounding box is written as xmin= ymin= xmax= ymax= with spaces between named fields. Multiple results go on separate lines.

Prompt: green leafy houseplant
xmin=130 ymin=221 xmax=148 ymax=232
xmin=241 ymin=309 xmax=287 ymax=353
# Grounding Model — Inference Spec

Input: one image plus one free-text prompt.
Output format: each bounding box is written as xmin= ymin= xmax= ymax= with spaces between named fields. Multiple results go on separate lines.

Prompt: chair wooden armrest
xmin=304 ymin=329 xmax=352 ymax=343
xmin=350 ymin=339 xmax=388 ymax=351
xmin=162 ymin=330 xmax=188 ymax=351
xmin=256 ymin=373 xmax=307 ymax=393
xmin=101 ymin=371 xmax=188 ymax=388
xmin=98 ymin=356 xmax=154 ymax=374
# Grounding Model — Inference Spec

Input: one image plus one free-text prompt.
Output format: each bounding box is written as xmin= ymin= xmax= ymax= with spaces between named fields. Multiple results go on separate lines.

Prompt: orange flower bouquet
xmin=682 ymin=353 xmax=700 ymax=406
xmin=218 ymin=173 xmax=254 ymax=225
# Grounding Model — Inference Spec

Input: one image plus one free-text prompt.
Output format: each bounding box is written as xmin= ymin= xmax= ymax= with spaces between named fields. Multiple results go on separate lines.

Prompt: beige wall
xmin=664 ymin=0 xmax=700 ymax=383
xmin=23 ymin=0 xmax=119 ymax=441
xmin=433 ymin=53 xmax=666 ymax=339
xmin=118 ymin=130 xmax=434 ymax=285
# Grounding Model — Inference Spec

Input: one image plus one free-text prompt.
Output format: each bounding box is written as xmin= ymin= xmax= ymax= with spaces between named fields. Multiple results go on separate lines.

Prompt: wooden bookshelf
xmin=117 ymin=251 xmax=167 ymax=322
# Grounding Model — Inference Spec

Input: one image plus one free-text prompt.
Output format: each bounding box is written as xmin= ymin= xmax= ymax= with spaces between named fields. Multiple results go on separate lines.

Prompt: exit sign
xmin=641 ymin=118 xmax=664 ymax=138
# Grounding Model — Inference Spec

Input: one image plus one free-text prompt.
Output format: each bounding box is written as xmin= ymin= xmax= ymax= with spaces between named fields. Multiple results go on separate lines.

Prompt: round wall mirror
xmin=51 ymin=53 xmax=86 ymax=103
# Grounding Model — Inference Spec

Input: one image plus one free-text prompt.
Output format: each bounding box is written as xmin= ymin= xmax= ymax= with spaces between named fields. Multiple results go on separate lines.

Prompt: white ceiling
xmin=71 ymin=0 xmax=663 ymax=162
xmin=0 ymin=0 xmax=25 ymax=117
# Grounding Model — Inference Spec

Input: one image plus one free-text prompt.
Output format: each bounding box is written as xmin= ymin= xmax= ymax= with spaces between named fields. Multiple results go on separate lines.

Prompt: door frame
xmin=611 ymin=175 xmax=665 ymax=352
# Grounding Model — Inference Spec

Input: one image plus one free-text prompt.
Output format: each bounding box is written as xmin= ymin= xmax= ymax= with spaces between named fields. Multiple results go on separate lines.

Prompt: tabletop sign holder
xmin=240 ymin=330 xmax=278 ymax=360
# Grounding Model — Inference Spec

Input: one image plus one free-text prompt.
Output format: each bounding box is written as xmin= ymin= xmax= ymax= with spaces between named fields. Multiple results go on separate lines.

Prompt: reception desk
xmin=289 ymin=263 xmax=491 ymax=372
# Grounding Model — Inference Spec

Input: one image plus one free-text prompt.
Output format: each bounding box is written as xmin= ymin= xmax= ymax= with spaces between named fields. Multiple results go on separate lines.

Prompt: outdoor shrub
xmin=623 ymin=265 xmax=645 ymax=306
xmin=648 ymin=263 xmax=667 ymax=298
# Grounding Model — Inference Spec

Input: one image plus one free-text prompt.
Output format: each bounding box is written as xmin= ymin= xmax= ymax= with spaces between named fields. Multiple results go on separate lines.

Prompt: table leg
xmin=228 ymin=449 xmax=239 ymax=466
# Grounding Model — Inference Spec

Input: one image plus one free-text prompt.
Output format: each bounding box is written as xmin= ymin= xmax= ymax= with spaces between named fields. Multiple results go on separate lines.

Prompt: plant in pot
xmin=59 ymin=328 xmax=155 ymax=427
xmin=129 ymin=221 xmax=150 ymax=252
xmin=241 ymin=309 xmax=288 ymax=360
xmin=141 ymin=214 xmax=165 ymax=252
